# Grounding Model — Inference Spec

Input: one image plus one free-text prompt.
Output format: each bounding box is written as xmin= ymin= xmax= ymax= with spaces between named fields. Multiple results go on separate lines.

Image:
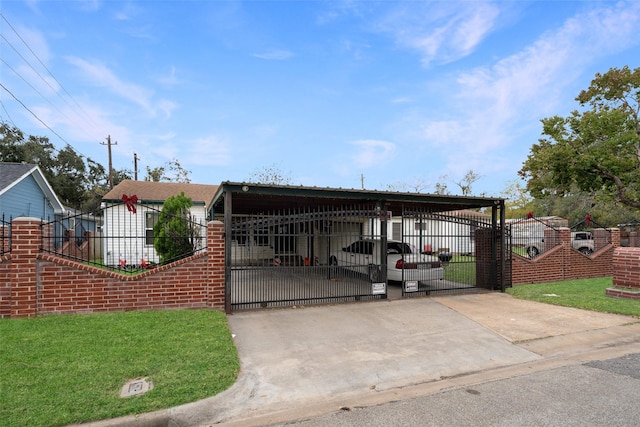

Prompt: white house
xmin=101 ymin=180 xmax=218 ymax=267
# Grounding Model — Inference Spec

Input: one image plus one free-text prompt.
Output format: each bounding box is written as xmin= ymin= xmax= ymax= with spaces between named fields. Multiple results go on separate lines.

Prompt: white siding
xmin=103 ymin=203 xmax=207 ymax=267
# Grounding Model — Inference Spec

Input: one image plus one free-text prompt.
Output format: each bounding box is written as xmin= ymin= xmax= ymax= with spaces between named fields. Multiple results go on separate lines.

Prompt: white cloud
xmin=391 ymin=96 xmax=412 ymax=104
xmin=156 ymin=66 xmax=180 ymax=86
xmin=376 ymin=2 xmax=500 ymax=67
xmin=65 ymin=56 xmax=177 ymax=118
xmin=252 ymin=49 xmax=294 ymax=60
xmin=415 ymin=1 xmax=640 ymax=176
xmin=186 ymin=135 xmax=232 ymax=166
xmin=66 ymin=57 xmax=152 ymax=108
xmin=349 ymin=139 xmax=395 ymax=169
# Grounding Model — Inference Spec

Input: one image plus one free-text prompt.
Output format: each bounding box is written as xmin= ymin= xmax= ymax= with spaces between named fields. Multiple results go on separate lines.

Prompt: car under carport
xmin=210 ymin=182 xmax=509 ymax=312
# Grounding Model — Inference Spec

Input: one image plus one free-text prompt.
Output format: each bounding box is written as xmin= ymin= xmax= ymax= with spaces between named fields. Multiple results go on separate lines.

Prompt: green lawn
xmin=507 ymin=277 xmax=640 ymax=317
xmin=0 ymin=309 xmax=240 ymax=427
xmin=443 ymin=255 xmax=476 ymax=284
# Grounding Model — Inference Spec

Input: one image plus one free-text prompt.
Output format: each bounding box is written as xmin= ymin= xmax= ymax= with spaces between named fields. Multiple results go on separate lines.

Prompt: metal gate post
xmin=491 ymin=204 xmax=498 ymax=291
xmin=224 ymin=190 xmax=233 ymax=314
xmin=499 ymin=200 xmax=506 ymax=292
xmin=379 ymin=203 xmax=388 ymax=298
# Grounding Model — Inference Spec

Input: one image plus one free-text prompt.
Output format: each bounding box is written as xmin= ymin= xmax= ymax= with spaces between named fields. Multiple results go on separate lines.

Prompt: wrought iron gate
xmin=397 ymin=207 xmax=507 ymax=297
xmin=229 ymin=204 xmax=389 ymax=310
xmin=227 ymin=204 xmax=510 ymax=310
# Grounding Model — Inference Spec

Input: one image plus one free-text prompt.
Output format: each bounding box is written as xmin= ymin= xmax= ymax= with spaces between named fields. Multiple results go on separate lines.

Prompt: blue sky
xmin=1 ymin=1 xmax=639 ymax=197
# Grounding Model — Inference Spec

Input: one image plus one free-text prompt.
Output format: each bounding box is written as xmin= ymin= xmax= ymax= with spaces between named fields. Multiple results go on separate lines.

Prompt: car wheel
xmin=578 ymin=247 xmax=593 ymax=255
xmin=526 ymin=246 xmax=539 ymax=258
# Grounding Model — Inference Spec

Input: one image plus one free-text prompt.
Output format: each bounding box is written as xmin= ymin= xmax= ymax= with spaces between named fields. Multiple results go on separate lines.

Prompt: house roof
xmin=102 ymin=180 xmax=219 ymax=208
xmin=0 ymin=162 xmax=65 ymax=214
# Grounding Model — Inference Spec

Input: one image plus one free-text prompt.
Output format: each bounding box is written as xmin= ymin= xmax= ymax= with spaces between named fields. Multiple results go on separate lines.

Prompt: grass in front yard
xmin=0 ymin=309 xmax=240 ymax=427
xmin=443 ymin=255 xmax=476 ymax=283
xmin=506 ymin=277 xmax=640 ymax=317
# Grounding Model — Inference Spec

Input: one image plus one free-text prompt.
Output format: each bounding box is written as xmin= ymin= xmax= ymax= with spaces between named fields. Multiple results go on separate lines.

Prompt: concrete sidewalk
xmin=83 ymin=293 xmax=640 ymax=427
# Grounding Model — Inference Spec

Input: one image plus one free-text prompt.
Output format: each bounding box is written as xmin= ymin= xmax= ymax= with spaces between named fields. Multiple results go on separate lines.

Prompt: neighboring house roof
xmin=0 ymin=162 xmax=65 ymax=214
xmin=444 ymin=209 xmax=491 ymax=219
xmin=102 ymin=180 xmax=219 ymax=209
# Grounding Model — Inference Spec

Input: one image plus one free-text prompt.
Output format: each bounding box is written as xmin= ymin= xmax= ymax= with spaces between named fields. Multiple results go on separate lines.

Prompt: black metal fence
xmin=506 ymin=216 xmax=563 ymax=258
xmin=229 ymin=204 xmax=388 ymax=309
xmin=40 ymin=203 xmax=207 ymax=273
xmin=1 ymin=214 xmax=11 ymax=255
xmin=507 ymin=215 xmax=613 ymax=258
xmin=570 ymin=215 xmax=612 ymax=254
xmin=228 ymin=205 xmax=498 ymax=310
xmin=398 ymin=208 xmax=497 ymax=297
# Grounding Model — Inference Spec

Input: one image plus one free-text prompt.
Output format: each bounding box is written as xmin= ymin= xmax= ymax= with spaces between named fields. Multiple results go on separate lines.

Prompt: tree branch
xmin=594 ymin=164 xmax=640 ymax=208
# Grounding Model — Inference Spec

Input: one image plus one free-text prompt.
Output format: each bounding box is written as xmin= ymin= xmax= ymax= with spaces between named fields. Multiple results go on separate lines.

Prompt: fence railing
xmin=570 ymin=215 xmax=611 ymax=254
xmin=507 ymin=214 xmax=614 ymax=258
xmin=1 ymin=214 xmax=11 ymax=255
xmin=40 ymin=202 xmax=207 ymax=273
xmin=506 ymin=216 xmax=563 ymax=258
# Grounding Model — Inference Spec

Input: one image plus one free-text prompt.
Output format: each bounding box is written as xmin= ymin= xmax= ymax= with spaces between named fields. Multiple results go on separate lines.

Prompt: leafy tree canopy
xmin=519 ymin=66 xmax=640 ymax=211
xmin=0 ymin=123 xmax=200 ymax=211
xmin=145 ymin=158 xmax=191 ymax=183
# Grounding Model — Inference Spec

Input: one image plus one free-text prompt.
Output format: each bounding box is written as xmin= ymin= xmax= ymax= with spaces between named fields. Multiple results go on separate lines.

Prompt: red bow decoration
xmin=526 ymin=211 xmax=534 ymax=219
xmin=585 ymin=214 xmax=592 ymax=227
xmin=122 ymin=194 xmax=138 ymax=214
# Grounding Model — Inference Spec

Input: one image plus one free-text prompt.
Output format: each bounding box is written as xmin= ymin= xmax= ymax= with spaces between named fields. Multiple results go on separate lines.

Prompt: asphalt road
xmin=271 ymin=353 xmax=640 ymax=427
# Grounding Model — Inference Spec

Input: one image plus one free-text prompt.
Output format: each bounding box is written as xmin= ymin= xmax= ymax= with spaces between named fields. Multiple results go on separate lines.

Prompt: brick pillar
xmin=10 ymin=218 xmax=43 ymax=318
xmin=610 ymin=228 xmax=620 ymax=247
xmin=556 ymin=227 xmax=571 ymax=249
xmin=608 ymin=247 xmax=640 ymax=300
xmin=629 ymin=231 xmax=639 ymax=248
xmin=475 ymin=227 xmax=500 ymax=290
xmin=544 ymin=227 xmax=563 ymax=251
xmin=207 ymin=221 xmax=225 ymax=310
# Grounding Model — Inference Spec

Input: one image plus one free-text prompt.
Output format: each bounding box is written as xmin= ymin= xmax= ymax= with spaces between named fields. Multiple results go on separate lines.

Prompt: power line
xmin=0 ymin=101 xmax=17 ymax=127
xmin=0 ymin=81 xmax=71 ymax=147
xmin=0 ymin=13 xmax=103 ymax=134
xmin=0 ymin=57 xmax=80 ymax=130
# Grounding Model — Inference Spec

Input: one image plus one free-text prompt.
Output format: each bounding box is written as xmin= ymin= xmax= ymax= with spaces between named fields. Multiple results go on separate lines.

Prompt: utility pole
xmin=100 ymin=135 xmax=117 ymax=189
xmin=361 ymin=174 xmax=365 ymax=190
xmin=134 ymin=152 xmax=140 ymax=181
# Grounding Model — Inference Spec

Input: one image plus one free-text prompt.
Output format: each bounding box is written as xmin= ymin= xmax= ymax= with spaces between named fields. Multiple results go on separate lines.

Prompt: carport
xmin=210 ymin=182 xmax=508 ymax=312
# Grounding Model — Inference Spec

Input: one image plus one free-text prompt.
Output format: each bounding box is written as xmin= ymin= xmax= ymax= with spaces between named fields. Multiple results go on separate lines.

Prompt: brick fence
xmin=2 ymin=219 xmax=637 ymax=318
xmin=475 ymin=227 xmax=621 ymax=288
xmin=607 ymin=247 xmax=640 ymax=300
xmin=0 ymin=217 xmax=225 ymax=318
xmin=511 ymin=227 xmax=620 ymax=285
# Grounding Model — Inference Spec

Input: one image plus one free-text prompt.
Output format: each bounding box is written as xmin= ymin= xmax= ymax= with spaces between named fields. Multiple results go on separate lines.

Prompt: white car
xmin=329 ymin=239 xmax=444 ymax=283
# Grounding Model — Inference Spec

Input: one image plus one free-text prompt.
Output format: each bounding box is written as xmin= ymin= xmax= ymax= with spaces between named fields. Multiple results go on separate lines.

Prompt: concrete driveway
xmin=168 ymin=293 xmax=638 ymax=426
xmin=86 ymin=293 xmax=639 ymax=427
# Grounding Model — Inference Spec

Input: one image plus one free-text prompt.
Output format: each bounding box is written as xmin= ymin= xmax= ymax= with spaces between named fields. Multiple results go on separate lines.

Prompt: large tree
xmin=519 ymin=66 xmax=640 ymax=211
xmin=145 ymin=158 xmax=191 ymax=183
xmin=0 ymin=123 xmax=131 ymax=211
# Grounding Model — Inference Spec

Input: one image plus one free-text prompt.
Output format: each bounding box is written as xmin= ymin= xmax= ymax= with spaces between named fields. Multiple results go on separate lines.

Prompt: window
xmin=145 ymin=212 xmax=159 ymax=245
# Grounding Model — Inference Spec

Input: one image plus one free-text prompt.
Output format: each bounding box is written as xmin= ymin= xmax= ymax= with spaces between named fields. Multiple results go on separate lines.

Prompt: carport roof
xmin=211 ymin=181 xmax=503 ymax=216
